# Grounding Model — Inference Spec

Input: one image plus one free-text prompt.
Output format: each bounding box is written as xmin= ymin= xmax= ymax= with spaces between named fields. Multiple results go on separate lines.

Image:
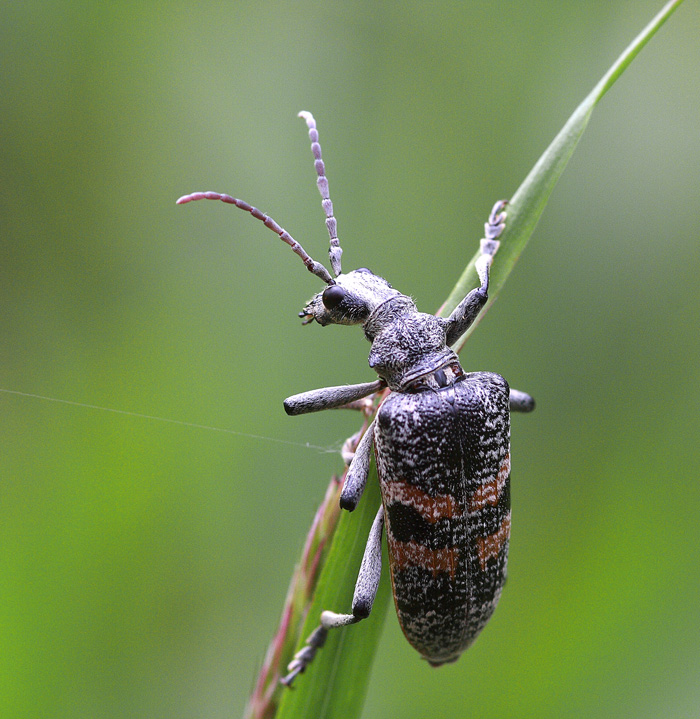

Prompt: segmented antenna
xmin=298 ymin=111 xmax=343 ymax=277
xmin=176 ymin=191 xmax=334 ymax=285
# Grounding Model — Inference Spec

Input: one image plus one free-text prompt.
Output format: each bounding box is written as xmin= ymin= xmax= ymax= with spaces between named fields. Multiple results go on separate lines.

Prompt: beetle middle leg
xmin=340 ymin=418 xmax=376 ymax=510
xmin=509 ymin=388 xmax=535 ymax=413
xmin=281 ymin=504 xmax=385 ymax=687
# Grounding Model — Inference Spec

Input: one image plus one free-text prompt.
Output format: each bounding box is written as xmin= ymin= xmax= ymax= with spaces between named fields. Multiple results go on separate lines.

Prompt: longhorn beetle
xmin=177 ymin=111 xmax=535 ymax=686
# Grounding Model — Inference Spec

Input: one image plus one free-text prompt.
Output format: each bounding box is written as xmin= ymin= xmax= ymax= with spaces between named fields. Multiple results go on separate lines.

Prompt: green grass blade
xmin=272 ymin=2 xmax=683 ymax=716
xmin=440 ymin=0 xmax=684 ymax=352
xmin=276 ymin=461 xmax=390 ymax=719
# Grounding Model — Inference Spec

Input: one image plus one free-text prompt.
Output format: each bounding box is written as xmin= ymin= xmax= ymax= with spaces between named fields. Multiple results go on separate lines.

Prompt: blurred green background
xmin=2 ymin=2 xmax=699 ymax=717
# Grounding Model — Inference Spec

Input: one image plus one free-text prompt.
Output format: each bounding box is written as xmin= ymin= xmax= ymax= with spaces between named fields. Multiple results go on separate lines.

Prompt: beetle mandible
xmin=177 ymin=111 xmax=535 ymax=686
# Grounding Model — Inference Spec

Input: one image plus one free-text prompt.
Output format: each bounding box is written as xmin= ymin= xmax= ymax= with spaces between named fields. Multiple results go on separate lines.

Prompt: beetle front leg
xmin=445 ymin=200 xmax=507 ymax=347
xmin=280 ymin=505 xmax=385 ymax=687
xmin=284 ymin=379 xmax=385 ymax=416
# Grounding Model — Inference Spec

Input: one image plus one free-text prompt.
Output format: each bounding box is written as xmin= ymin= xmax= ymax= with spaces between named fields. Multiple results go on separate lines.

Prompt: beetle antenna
xmin=298 ymin=111 xmax=343 ymax=277
xmin=176 ymin=191 xmax=334 ymax=285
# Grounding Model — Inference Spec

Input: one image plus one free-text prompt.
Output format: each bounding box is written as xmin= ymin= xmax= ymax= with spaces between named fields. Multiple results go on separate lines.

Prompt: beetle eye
xmin=322 ymin=284 xmax=346 ymax=310
xmin=355 ymin=267 xmax=372 ymax=274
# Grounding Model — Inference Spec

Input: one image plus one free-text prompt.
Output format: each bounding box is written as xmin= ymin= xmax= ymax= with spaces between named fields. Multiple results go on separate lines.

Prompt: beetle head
xmin=300 ymin=268 xmax=402 ymax=326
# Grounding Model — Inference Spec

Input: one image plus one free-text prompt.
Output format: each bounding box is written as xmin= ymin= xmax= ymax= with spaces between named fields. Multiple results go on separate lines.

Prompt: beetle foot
xmin=481 ymin=199 xmax=508 ymax=255
xmin=280 ymin=625 xmax=328 ymax=687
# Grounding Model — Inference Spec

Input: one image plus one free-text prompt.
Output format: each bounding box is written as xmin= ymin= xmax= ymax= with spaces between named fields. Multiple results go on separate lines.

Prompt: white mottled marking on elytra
xmin=476 ymin=513 xmax=511 ymax=571
xmin=468 ymin=453 xmax=510 ymax=513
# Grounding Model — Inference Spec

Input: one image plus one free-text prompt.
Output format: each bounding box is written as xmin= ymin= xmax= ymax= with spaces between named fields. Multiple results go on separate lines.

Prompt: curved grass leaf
xmin=273 ymin=2 xmax=684 ymax=717
xmin=276 ymin=463 xmax=391 ymax=719
xmin=441 ymin=0 xmax=684 ymax=350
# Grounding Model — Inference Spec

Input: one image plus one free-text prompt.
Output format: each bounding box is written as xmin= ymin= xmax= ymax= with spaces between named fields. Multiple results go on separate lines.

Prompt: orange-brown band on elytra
xmin=467 ymin=453 xmax=510 ymax=513
xmin=476 ymin=514 xmax=511 ymax=572
xmin=382 ymin=479 xmax=463 ymax=522
xmin=388 ymin=538 xmax=460 ymax=579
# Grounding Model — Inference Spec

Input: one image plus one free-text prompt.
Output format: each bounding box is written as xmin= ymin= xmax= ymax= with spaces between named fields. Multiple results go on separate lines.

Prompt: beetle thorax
xmin=365 ymin=302 xmax=458 ymax=391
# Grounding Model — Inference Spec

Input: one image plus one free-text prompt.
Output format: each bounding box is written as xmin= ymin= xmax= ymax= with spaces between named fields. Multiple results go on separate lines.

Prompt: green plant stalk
xmin=248 ymin=2 xmax=685 ymax=717
xmin=441 ymin=0 xmax=684 ymax=351
xmin=276 ymin=460 xmax=390 ymax=719
xmin=244 ymin=472 xmax=346 ymax=719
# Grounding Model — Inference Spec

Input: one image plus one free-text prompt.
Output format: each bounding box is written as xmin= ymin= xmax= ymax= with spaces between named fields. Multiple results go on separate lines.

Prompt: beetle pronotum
xmin=177 ymin=112 xmax=534 ymax=686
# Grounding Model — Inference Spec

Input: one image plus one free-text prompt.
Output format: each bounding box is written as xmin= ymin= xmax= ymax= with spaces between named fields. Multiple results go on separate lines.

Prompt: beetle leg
xmin=283 ymin=379 xmax=385 ymax=416
xmin=509 ymin=388 xmax=536 ymax=413
xmin=281 ymin=505 xmax=384 ymax=687
xmin=340 ymin=419 xmax=376 ymax=510
xmin=445 ymin=199 xmax=508 ymax=347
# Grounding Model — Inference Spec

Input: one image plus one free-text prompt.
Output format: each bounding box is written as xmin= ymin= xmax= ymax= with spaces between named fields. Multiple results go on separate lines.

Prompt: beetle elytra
xmin=177 ymin=111 xmax=535 ymax=686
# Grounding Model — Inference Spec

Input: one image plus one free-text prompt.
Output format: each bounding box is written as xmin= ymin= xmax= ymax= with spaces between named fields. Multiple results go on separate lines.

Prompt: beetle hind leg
xmin=280 ymin=505 xmax=385 ymax=687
